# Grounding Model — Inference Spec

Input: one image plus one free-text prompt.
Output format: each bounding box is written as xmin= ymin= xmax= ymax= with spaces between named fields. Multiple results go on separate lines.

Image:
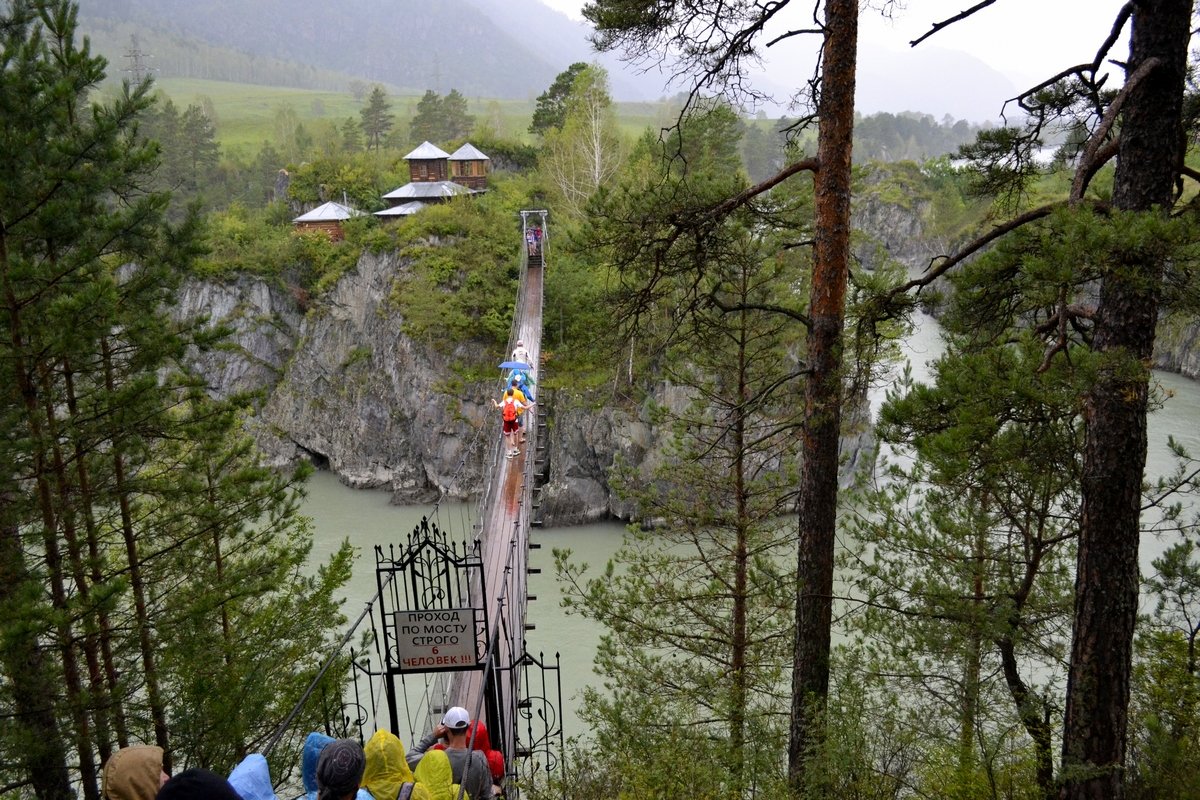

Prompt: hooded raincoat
xmin=412 ymin=749 xmax=462 ymax=800
xmin=101 ymin=745 xmax=164 ymax=800
xmin=228 ymin=754 xmax=278 ymax=800
xmin=362 ymin=730 xmax=434 ymax=800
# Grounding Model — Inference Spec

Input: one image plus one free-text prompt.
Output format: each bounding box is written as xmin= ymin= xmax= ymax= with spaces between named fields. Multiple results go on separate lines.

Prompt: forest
xmin=4 ymin=1 xmax=1200 ymax=800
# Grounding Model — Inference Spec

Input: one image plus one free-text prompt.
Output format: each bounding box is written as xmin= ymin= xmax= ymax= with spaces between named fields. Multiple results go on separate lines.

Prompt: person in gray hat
xmin=406 ymin=707 xmax=493 ymax=799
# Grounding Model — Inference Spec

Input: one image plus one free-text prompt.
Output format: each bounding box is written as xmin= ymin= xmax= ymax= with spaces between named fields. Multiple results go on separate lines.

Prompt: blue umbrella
xmin=498 ymin=360 xmax=530 ymax=370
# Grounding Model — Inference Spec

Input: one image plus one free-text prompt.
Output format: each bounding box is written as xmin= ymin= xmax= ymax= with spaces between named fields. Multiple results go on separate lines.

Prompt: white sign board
xmin=395 ymin=608 xmax=478 ymax=670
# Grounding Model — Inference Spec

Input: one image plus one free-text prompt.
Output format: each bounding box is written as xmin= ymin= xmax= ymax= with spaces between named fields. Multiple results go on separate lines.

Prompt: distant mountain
xmin=76 ymin=0 xmax=1018 ymax=119
xmin=76 ymin=0 xmax=669 ymax=101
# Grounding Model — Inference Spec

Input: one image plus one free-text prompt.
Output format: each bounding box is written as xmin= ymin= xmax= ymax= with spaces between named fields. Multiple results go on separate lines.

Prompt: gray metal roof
xmin=374 ymin=201 xmax=428 ymax=217
xmin=381 ymin=181 xmax=474 ymax=200
xmin=292 ymin=201 xmax=363 ymax=223
xmin=404 ymin=141 xmax=451 ymax=160
xmin=448 ymin=143 xmax=490 ymax=161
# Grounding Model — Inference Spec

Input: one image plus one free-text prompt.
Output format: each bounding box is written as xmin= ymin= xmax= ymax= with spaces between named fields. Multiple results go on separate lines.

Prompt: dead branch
xmin=1070 ymin=139 xmax=1120 ymax=203
xmin=766 ymin=27 xmax=823 ymax=48
xmin=705 ymin=157 xmax=819 ymax=219
xmin=909 ymin=0 xmax=998 ymax=48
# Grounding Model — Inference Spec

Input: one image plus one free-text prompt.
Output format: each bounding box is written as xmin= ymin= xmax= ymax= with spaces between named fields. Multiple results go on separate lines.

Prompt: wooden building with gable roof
xmin=448 ymin=143 xmax=491 ymax=190
xmin=377 ymin=141 xmax=491 ymax=219
xmin=292 ymin=200 xmax=364 ymax=241
xmin=405 ymin=141 xmax=450 ymax=182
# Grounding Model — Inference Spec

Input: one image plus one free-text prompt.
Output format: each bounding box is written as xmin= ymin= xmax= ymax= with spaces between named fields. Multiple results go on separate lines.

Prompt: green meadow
xmin=145 ymin=77 xmax=687 ymax=158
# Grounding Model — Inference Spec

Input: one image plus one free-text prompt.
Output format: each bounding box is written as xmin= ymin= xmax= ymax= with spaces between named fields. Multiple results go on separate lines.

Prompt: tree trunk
xmin=788 ymin=0 xmax=857 ymax=790
xmin=102 ymin=336 xmax=172 ymax=769
xmin=63 ymin=362 xmax=130 ymax=749
xmin=1060 ymin=2 xmax=1192 ymax=798
xmin=0 ymin=496 xmax=74 ymax=800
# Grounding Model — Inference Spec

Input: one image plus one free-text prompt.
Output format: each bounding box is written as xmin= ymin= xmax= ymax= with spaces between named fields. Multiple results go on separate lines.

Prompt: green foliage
xmin=0 ymin=4 xmax=356 ymax=793
xmin=359 ymin=85 xmax=394 ymax=151
xmin=387 ymin=189 xmax=525 ymax=357
xmin=408 ymin=88 xmax=475 ymax=147
xmin=1128 ymin=629 xmax=1200 ymax=800
xmin=539 ymin=65 xmax=626 ymax=221
xmin=529 ymin=62 xmax=588 ymax=136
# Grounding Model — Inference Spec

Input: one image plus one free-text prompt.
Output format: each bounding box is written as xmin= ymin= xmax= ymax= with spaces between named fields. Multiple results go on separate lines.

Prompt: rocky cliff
xmin=179 ymin=186 xmax=1199 ymax=525
xmin=179 ymin=248 xmax=872 ymax=525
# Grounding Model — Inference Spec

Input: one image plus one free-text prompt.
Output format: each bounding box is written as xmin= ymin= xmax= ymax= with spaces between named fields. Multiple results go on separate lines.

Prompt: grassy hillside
xmin=148 ymin=78 xmax=685 ymax=158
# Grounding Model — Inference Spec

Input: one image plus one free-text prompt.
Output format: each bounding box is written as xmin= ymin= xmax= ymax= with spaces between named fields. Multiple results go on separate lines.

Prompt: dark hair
xmin=156 ymin=768 xmax=241 ymax=800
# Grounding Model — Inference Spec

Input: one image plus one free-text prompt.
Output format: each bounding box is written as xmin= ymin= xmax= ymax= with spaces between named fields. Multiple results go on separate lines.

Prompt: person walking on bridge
xmin=407 ymin=707 xmax=494 ymax=800
xmin=493 ymin=387 xmax=532 ymax=458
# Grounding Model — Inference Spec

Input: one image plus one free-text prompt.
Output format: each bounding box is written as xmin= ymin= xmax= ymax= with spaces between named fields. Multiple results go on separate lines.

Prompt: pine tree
xmin=441 ymin=89 xmax=474 ymax=140
xmin=359 ymin=85 xmax=393 ymax=152
xmin=529 ymin=62 xmax=587 ymax=136
xmin=567 ymin=104 xmax=819 ymax=796
xmin=0 ymin=2 xmax=355 ymax=794
xmin=408 ymin=89 xmax=445 ymax=146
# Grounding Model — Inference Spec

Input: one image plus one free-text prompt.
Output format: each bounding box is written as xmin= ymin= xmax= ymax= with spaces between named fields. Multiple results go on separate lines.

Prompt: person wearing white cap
xmin=405 ymin=707 xmax=493 ymax=799
xmin=511 ymin=340 xmax=530 ymax=370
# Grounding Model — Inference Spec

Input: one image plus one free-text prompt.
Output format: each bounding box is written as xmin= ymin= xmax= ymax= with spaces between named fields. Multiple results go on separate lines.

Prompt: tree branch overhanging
xmin=909 ymin=0 xmax=999 ymax=48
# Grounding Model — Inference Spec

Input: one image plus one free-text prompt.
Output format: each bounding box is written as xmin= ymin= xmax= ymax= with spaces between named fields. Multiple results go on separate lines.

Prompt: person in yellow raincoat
xmin=412 ymin=749 xmax=466 ymax=800
xmin=362 ymin=730 xmax=432 ymax=800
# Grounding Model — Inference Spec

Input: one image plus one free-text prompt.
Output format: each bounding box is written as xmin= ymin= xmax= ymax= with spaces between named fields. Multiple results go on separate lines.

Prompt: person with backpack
xmin=492 ymin=387 xmax=532 ymax=458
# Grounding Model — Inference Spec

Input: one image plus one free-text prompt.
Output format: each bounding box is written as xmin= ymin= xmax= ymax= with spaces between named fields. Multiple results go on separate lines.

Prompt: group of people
xmin=523 ymin=225 xmax=542 ymax=257
xmin=494 ymin=340 xmax=536 ymax=459
xmin=100 ymin=708 xmax=505 ymax=800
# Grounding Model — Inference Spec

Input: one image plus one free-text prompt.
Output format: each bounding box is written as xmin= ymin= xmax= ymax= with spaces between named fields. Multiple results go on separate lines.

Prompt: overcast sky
xmin=538 ymin=0 xmax=1138 ymax=121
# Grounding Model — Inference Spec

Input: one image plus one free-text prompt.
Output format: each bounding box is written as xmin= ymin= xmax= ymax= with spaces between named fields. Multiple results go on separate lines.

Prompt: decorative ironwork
xmin=371 ymin=516 xmax=487 ymax=735
xmin=510 ymin=649 xmax=566 ymax=796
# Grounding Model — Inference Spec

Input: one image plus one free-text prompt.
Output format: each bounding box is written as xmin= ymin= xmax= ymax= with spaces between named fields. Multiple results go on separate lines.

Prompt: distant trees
xmin=530 ymin=61 xmax=588 ymax=136
xmin=408 ymin=88 xmax=474 ymax=146
xmin=140 ymin=97 xmax=220 ymax=207
xmin=359 ymin=85 xmax=394 ymax=151
xmin=0 ymin=4 xmax=354 ymax=797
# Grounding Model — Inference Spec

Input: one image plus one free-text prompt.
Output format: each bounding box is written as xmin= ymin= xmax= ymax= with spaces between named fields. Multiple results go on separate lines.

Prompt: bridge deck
xmin=450 ymin=235 xmax=546 ymax=761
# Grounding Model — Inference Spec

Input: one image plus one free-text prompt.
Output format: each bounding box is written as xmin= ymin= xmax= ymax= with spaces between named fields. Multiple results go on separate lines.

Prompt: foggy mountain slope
xmin=77 ymin=0 xmax=578 ymax=98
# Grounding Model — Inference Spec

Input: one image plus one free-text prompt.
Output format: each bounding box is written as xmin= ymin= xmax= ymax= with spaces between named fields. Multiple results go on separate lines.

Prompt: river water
xmin=302 ymin=312 xmax=1200 ymax=742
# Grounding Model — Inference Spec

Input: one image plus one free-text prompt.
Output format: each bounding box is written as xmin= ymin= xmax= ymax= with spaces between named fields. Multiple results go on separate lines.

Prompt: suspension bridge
xmin=266 ymin=210 xmax=562 ymax=799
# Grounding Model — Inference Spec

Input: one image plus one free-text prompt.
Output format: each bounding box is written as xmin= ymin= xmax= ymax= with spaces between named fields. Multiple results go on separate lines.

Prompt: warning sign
xmin=395 ymin=608 xmax=478 ymax=670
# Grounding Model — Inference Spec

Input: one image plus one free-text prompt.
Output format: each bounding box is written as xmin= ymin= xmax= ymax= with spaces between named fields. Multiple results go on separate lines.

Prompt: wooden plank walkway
xmin=449 ymin=229 xmax=546 ymax=761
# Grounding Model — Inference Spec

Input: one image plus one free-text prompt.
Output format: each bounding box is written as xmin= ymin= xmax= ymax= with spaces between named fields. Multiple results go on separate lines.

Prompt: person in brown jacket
xmin=101 ymin=745 xmax=168 ymax=800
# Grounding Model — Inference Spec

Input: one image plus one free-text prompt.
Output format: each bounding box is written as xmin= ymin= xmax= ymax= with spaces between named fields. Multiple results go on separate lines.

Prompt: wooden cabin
xmin=448 ymin=143 xmax=491 ymax=190
xmin=292 ymin=201 xmax=363 ymax=241
xmin=405 ymin=141 xmax=450 ymax=182
xmin=378 ymin=142 xmax=491 ymax=216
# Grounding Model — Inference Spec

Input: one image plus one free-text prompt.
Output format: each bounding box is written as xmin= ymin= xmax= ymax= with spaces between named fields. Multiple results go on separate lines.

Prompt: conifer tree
xmin=0 ymin=2 xmax=355 ymax=795
xmin=562 ymin=107 xmax=805 ymax=796
xmin=529 ymin=62 xmax=587 ymax=136
xmin=359 ymin=85 xmax=394 ymax=152
xmin=409 ymin=89 xmax=445 ymax=146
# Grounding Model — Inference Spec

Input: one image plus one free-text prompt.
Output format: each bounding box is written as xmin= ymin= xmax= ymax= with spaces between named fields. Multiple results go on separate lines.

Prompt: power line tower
xmin=123 ymin=36 xmax=153 ymax=83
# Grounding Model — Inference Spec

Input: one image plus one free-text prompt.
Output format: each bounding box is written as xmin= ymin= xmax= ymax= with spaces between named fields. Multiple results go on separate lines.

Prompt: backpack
xmin=396 ymin=783 xmax=414 ymax=800
xmin=502 ymin=398 xmax=517 ymax=422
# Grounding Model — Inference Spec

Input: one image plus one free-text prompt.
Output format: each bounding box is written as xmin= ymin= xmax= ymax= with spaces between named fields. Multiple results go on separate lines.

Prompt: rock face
xmin=1154 ymin=318 xmax=1200 ymax=380
xmin=179 ymin=253 xmax=493 ymax=506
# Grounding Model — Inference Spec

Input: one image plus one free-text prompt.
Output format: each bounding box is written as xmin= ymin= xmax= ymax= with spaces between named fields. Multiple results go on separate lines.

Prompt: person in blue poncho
xmin=227 ymin=754 xmax=277 ymax=800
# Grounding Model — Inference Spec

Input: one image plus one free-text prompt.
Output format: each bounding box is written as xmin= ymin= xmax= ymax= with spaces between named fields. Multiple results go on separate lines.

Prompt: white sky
xmin=539 ymin=0 xmax=1135 ymax=112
